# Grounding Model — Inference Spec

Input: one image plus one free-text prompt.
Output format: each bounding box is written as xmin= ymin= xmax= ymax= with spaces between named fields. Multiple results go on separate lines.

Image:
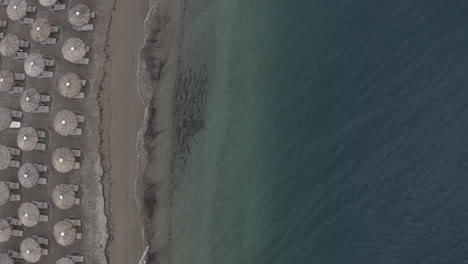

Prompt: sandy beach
xmin=99 ymin=0 xmax=148 ymax=263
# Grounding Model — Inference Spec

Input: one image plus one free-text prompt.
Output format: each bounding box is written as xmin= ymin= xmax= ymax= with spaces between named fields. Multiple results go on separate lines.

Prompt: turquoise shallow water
xmin=162 ymin=0 xmax=468 ymax=263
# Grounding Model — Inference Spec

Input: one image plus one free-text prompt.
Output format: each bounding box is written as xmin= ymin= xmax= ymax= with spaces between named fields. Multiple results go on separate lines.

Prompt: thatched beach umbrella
xmin=7 ymin=0 xmax=27 ymax=21
xmin=0 ymin=219 xmax=12 ymax=242
xmin=0 ymin=70 xmax=15 ymax=93
xmin=25 ymin=53 xmax=45 ymax=77
xmin=18 ymin=163 xmax=39 ymax=188
xmin=39 ymin=0 xmax=57 ymax=7
xmin=0 ymin=254 xmax=13 ymax=264
xmin=17 ymin=127 xmax=39 ymax=151
xmin=56 ymin=257 xmax=74 ymax=264
xmin=0 ymin=34 xmax=20 ymax=57
xmin=0 ymin=181 xmax=9 ymax=205
xmin=54 ymin=110 xmax=78 ymax=136
xmin=52 ymin=148 xmax=75 ymax=173
xmin=31 ymin=18 xmax=52 ymax=43
xmin=18 ymin=202 xmax=40 ymax=227
xmin=68 ymin=4 xmax=91 ymax=27
xmin=0 ymin=145 xmax=11 ymax=171
xmin=0 ymin=106 xmax=12 ymax=132
xmin=53 ymin=184 xmax=75 ymax=209
xmin=62 ymin=38 xmax=86 ymax=63
xmin=21 ymin=88 xmax=41 ymax=113
xmin=21 ymin=238 xmax=42 ymax=263
xmin=54 ymin=220 xmax=76 ymax=246
xmin=58 ymin=73 xmax=81 ymax=98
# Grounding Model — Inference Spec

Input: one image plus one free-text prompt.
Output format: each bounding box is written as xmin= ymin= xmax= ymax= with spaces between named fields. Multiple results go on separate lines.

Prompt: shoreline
xmin=99 ymin=0 xmax=149 ymax=263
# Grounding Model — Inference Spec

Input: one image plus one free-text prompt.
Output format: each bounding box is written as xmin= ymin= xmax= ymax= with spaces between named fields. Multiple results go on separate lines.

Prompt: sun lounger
xmin=19 ymin=17 xmax=34 ymax=25
xmin=9 ymin=121 xmax=21 ymax=128
xmin=0 ymin=0 xmax=8 ymax=6
xmin=33 ymin=235 xmax=49 ymax=245
xmin=38 ymin=215 xmax=48 ymax=222
xmin=14 ymin=51 xmax=28 ymax=60
xmin=9 ymin=160 xmax=20 ymax=168
xmin=72 ymin=149 xmax=81 ymax=157
xmin=11 ymin=110 xmax=22 ymax=118
xmin=37 ymin=130 xmax=46 ymax=139
xmin=8 ymin=147 xmax=20 ymax=156
xmin=50 ymin=3 xmax=65 ymax=11
xmin=73 ymin=162 xmax=81 ymax=170
xmin=76 ymin=58 xmax=90 ymax=65
xmin=9 ymin=194 xmax=20 ymax=201
xmin=41 ymin=249 xmax=48 ymax=256
xmin=34 ymin=105 xmax=49 ymax=113
xmin=74 ymin=198 xmax=80 ymax=205
xmin=44 ymin=59 xmax=55 ymax=67
xmin=39 ymin=71 xmax=54 ymax=78
xmin=26 ymin=5 xmax=36 ymax=12
xmin=74 ymin=24 xmax=94 ymax=32
xmin=91 ymin=11 xmax=96 ymax=18
xmin=70 ymin=128 xmax=82 ymax=136
xmin=10 ymin=86 xmax=24 ymax=94
xmin=51 ymin=26 xmax=59 ymax=33
xmin=35 ymin=143 xmax=46 ymax=151
xmin=68 ymin=219 xmax=81 ymax=227
xmin=0 ymin=33 xmax=3 ymax=39
xmin=40 ymin=95 xmax=51 ymax=102
xmin=19 ymin=40 xmax=29 ymax=48
xmin=6 ymin=182 xmax=20 ymax=190
xmin=76 ymin=115 xmax=85 ymax=123
xmin=42 ymin=38 xmax=56 ymax=45
xmin=37 ymin=177 xmax=47 ymax=185
xmin=33 ymin=201 xmax=48 ymax=209
xmin=76 ymin=233 xmax=81 ymax=240
xmin=8 ymin=250 xmax=22 ymax=259
xmin=7 ymin=217 xmax=22 ymax=226
xmin=0 ymin=20 xmax=6 ymax=26
xmin=11 ymin=229 xmax=23 ymax=237
xmin=68 ymin=255 xmax=84 ymax=263
xmin=14 ymin=73 xmax=25 ymax=81
xmin=34 ymin=163 xmax=48 ymax=172
xmin=70 ymin=184 xmax=79 ymax=192
xmin=73 ymin=92 xmax=85 ymax=99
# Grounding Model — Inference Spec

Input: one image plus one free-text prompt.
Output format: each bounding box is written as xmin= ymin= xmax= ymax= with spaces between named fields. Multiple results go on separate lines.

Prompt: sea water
xmin=140 ymin=0 xmax=468 ymax=263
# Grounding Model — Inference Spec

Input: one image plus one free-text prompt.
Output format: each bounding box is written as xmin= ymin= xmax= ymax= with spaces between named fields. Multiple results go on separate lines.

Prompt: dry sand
xmin=99 ymin=0 xmax=148 ymax=263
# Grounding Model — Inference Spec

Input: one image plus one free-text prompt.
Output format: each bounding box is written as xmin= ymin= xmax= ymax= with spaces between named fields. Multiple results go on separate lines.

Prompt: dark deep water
xmin=160 ymin=1 xmax=468 ymax=263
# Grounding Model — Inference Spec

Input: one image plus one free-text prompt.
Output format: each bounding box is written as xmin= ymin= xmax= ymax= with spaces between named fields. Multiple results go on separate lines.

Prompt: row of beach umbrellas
xmin=0 ymin=35 xmax=88 ymax=63
xmin=7 ymin=0 xmax=92 ymax=27
xmin=0 ymin=69 xmax=83 ymax=98
xmin=1 ymin=253 xmax=75 ymax=264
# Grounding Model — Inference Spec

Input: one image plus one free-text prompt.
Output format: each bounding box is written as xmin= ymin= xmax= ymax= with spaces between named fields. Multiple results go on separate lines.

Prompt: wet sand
xmin=99 ymin=0 xmax=148 ymax=263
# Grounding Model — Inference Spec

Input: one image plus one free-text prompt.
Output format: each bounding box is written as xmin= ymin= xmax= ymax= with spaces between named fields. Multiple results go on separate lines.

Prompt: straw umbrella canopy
xmin=52 ymin=148 xmax=75 ymax=173
xmin=53 ymin=184 xmax=75 ymax=209
xmin=18 ymin=202 xmax=40 ymax=227
xmin=0 ymin=70 xmax=14 ymax=93
xmin=68 ymin=4 xmax=91 ymax=27
xmin=30 ymin=18 xmax=52 ymax=43
xmin=58 ymin=73 xmax=81 ymax=98
xmin=21 ymin=238 xmax=42 ymax=263
xmin=54 ymin=220 xmax=76 ymax=246
xmin=0 ymin=254 xmax=13 ymax=264
xmin=7 ymin=0 xmax=27 ymax=21
xmin=0 ymin=219 xmax=12 ymax=242
xmin=18 ymin=163 xmax=39 ymax=188
xmin=17 ymin=127 xmax=39 ymax=151
xmin=24 ymin=53 xmax=45 ymax=77
xmin=0 ymin=181 xmax=9 ymax=205
xmin=54 ymin=110 xmax=78 ymax=136
xmin=21 ymin=88 xmax=41 ymax=113
xmin=0 ymin=106 xmax=12 ymax=132
xmin=56 ymin=257 xmax=74 ymax=264
xmin=0 ymin=145 xmax=11 ymax=171
xmin=39 ymin=0 xmax=57 ymax=7
xmin=0 ymin=34 xmax=20 ymax=57
xmin=62 ymin=38 xmax=86 ymax=63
